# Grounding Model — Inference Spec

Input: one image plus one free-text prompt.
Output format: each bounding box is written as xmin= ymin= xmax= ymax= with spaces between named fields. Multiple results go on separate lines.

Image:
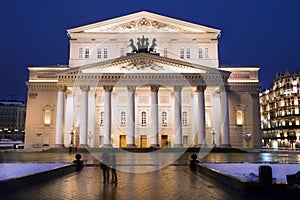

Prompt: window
xmin=180 ymin=48 xmax=184 ymax=59
xmin=100 ymin=112 xmax=104 ymax=126
xmin=141 ymin=111 xmax=147 ymax=125
xmin=204 ymin=48 xmax=209 ymax=58
xmin=121 ymin=111 xmax=126 ymax=126
xmin=85 ymin=48 xmax=89 ymax=58
xmin=183 ymin=135 xmax=188 ymax=146
xmin=79 ymin=48 xmax=83 ymax=59
xmin=164 ymin=48 xmax=167 ymax=57
xmin=182 ymin=111 xmax=188 ymax=125
xmin=99 ymin=136 xmax=104 ymax=145
xmin=186 ymin=48 xmax=190 ymax=59
xmin=162 ymin=111 xmax=167 ymax=126
xmin=104 ymin=48 xmax=108 ymax=59
xmin=120 ymin=48 xmax=124 ymax=57
xmin=236 ymin=110 xmax=243 ymax=125
xmin=97 ymin=48 xmax=101 ymax=58
xmin=44 ymin=110 xmax=51 ymax=125
xmin=198 ymin=48 xmax=203 ymax=59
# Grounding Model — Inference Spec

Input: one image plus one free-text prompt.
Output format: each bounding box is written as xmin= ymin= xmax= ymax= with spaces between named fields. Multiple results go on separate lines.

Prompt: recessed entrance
xmin=161 ymin=135 xmax=168 ymax=147
xmin=119 ymin=135 xmax=126 ymax=148
xmin=140 ymin=135 xmax=147 ymax=148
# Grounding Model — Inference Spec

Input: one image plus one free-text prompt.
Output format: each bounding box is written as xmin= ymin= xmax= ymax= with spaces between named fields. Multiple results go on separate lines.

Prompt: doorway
xmin=140 ymin=135 xmax=147 ymax=148
xmin=119 ymin=135 xmax=126 ymax=148
xmin=161 ymin=135 xmax=168 ymax=147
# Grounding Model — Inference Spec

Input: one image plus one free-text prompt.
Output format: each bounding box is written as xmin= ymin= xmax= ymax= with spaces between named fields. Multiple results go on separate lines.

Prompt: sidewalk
xmin=1 ymin=164 xmax=243 ymax=200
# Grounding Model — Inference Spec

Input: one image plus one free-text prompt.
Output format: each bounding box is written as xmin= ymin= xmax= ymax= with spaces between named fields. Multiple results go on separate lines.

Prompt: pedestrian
xmin=101 ymin=152 xmax=109 ymax=183
xmin=111 ymin=151 xmax=118 ymax=183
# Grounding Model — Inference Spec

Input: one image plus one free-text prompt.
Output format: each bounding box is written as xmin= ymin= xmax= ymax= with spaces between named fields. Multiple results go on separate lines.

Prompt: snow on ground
xmin=201 ymin=163 xmax=300 ymax=183
xmin=0 ymin=163 xmax=69 ymax=181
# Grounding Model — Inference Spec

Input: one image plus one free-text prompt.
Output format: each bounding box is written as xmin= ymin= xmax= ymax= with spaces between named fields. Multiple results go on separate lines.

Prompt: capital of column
xmin=127 ymin=85 xmax=136 ymax=92
xmin=103 ymin=85 xmax=113 ymax=92
xmin=80 ymin=85 xmax=90 ymax=92
xmin=151 ymin=85 xmax=160 ymax=92
xmin=57 ymin=84 xmax=67 ymax=92
xmin=174 ymin=85 xmax=183 ymax=92
xmin=195 ymin=85 xmax=207 ymax=92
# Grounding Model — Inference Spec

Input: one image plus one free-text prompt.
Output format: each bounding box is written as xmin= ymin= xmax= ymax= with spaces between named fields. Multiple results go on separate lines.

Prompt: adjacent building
xmin=25 ymin=11 xmax=261 ymax=149
xmin=260 ymin=70 xmax=300 ymax=148
xmin=0 ymin=100 xmax=26 ymax=141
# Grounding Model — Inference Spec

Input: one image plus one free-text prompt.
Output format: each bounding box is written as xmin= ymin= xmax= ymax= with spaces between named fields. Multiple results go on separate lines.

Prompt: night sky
xmin=0 ymin=0 xmax=300 ymax=101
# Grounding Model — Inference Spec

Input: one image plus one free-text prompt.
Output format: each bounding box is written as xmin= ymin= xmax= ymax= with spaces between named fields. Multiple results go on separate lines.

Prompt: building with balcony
xmin=260 ymin=70 xmax=300 ymax=148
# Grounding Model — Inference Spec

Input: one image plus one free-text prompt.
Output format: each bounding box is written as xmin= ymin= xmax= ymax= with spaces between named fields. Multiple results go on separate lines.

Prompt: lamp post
xmin=245 ymin=133 xmax=252 ymax=149
xmin=69 ymin=127 xmax=74 ymax=153
xmin=211 ymin=129 xmax=216 ymax=147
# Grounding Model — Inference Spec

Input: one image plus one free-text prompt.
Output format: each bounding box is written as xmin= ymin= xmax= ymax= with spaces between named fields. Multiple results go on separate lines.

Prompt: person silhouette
xmin=101 ymin=152 xmax=109 ymax=183
xmin=111 ymin=150 xmax=118 ymax=183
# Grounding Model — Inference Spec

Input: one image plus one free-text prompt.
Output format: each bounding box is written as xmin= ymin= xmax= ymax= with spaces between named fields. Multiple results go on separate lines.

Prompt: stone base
xmin=102 ymin=144 xmax=113 ymax=148
xmin=173 ymin=144 xmax=183 ymax=148
xmin=55 ymin=144 xmax=64 ymax=148
xmin=220 ymin=144 xmax=231 ymax=148
xmin=126 ymin=144 xmax=136 ymax=148
xmin=150 ymin=144 xmax=160 ymax=148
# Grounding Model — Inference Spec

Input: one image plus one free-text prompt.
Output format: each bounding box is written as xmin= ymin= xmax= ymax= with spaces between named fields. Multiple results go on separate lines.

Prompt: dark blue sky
xmin=0 ymin=0 xmax=300 ymax=101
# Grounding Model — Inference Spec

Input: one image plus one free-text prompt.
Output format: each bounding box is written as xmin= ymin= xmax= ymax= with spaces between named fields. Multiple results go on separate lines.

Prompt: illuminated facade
xmin=0 ymin=100 xmax=26 ymax=141
xmin=25 ymin=11 xmax=261 ymax=149
xmin=260 ymin=70 xmax=300 ymax=148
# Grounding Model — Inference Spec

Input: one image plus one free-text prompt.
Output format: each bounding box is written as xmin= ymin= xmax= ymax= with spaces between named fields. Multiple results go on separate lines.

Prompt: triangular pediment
xmin=67 ymin=11 xmax=220 ymax=34
xmin=60 ymin=53 xmax=227 ymax=76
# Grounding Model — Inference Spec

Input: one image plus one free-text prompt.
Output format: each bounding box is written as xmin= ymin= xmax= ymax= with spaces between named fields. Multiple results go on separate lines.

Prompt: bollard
xmin=73 ymin=154 xmax=84 ymax=171
xmin=259 ymin=165 xmax=272 ymax=185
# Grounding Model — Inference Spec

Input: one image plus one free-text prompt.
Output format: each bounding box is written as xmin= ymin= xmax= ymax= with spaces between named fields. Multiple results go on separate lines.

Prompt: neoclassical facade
xmin=25 ymin=11 xmax=262 ymax=149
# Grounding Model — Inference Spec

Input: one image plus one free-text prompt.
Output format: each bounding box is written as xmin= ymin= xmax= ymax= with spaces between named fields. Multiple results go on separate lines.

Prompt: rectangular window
xmin=104 ymin=48 xmax=108 ymax=59
xmin=163 ymin=48 xmax=167 ymax=57
xmin=79 ymin=48 xmax=83 ymax=59
xmin=85 ymin=48 xmax=89 ymax=58
xmin=183 ymin=135 xmax=188 ymax=146
xmin=97 ymin=48 xmax=101 ymax=58
xmin=198 ymin=48 xmax=203 ymax=59
xmin=186 ymin=48 xmax=190 ymax=59
xmin=120 ymin=48 xmax=124 ymax=57
xmin=121 ymin=111 xmax=126 ymax=126
xmin=99 ymin=136 xmax=104 ymax=145
xmin=182 ymin=111 xmax=188 ymax=125
xmin=141 ymin=111 xmax=147 ymax=125
xmin=180 ymin=48 xmax=184 ymax=59
xmin=162 ymin=111 xmax=167 ymax=126
xmin=205 ymin=48 xmax=209 ymax=58
xmin=100 ymin=112 xmax=104 ymax=126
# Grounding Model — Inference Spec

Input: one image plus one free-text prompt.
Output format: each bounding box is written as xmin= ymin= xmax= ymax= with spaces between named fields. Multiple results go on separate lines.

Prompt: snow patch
xmin=201 ymin=163 xmax=300 ymax=183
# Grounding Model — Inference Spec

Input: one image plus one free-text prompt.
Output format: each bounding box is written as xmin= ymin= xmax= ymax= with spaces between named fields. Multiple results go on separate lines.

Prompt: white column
xmin=192 ymin=92 xmax=198 ymax=146
xmin=151 ymin=85 xmax=160 ymax=147
xmin=55 ymin=85 xmax=66 ymax=148
xmin=213 ymin=94 xmax=221 ymax=146
xmin=103 ymin=85 xmax=113 ymax=147
xmin=174 ymin=85 xmax=183 ymax=147
xmin=220 ymin=86 xmax=231 ymax=147
xmin=88 ymin=89 xmax=96 ymax=147
xmin=79 ymin=85 xmax=90 ymax=146
xmin=196 ymin=85 xmax=207 ymax=147
xmin=64 ymin=91 xmax=74 ymax=147
xmin=127 ymin=85 xmax=136 ymax=147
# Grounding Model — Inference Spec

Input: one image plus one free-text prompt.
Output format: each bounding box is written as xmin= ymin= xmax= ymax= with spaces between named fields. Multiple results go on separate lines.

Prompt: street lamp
xmin=211 ymin=128 xmax=216 ymax=147
xmin=69 ymin=127 xmax=74 ymax=145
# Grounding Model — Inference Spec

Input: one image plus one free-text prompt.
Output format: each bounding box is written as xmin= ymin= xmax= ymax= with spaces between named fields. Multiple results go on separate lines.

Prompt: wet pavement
xmin=1 ymin=150 xmax=300 ymax=200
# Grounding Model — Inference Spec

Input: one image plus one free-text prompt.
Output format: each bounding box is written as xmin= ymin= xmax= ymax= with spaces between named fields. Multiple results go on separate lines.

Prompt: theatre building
xmin=25 ymin=11 xmax=261 ymax=149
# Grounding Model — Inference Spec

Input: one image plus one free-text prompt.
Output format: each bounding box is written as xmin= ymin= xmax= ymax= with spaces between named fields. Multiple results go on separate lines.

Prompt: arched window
xmin=120 ymin=111 xmax=126 ymax=126
xmin=141 ymin=111 xmax=147 ymax=125
xmin=236 ymin=110 xmax=243 ymax=125
xmin=182 ymin=111 xmax=188 ymax=125
xmin=44 ymin=110 xmax=51 ymax=125
xmin=162 ymin=111 xmax=167 ymax=126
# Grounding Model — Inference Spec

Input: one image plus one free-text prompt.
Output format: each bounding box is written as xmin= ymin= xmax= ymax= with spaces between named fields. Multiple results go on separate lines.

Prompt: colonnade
xmin=55 ymin=84 xmax=231 ymax=148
